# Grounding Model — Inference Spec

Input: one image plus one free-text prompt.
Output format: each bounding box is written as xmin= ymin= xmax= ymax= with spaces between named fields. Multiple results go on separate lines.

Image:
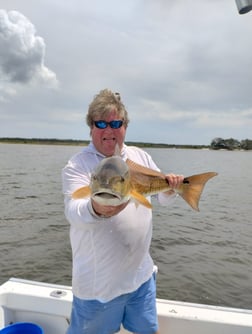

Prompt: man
xmin=62 ymin=89 xmax=184 ymax=334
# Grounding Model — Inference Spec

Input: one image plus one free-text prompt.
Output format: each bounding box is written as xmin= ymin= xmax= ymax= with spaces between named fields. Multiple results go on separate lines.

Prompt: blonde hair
xmin=86 ymin=89 xmax=129 ymax=128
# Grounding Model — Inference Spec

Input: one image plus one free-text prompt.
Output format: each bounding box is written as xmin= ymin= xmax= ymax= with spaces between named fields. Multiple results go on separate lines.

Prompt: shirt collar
xmin=85 ymin=142 xmax=127 ymax=159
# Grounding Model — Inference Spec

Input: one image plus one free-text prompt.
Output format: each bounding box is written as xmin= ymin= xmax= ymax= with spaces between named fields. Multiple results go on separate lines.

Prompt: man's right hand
xmin=91 ymin=199 xmax=129 ymax=218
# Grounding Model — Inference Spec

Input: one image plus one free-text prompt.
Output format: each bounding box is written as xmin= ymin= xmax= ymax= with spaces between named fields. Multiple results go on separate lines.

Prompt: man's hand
xmin=166 ymin=173 xmax=184 ymax=188
xmin=164 ymin=173 xmax=184 ymax=195
xmin=91 ymin=199 xmax=129 ymax=218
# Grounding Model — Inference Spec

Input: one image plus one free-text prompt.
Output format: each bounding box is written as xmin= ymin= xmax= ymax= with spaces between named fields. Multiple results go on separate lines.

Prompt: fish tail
xmin=179 ymin=172 xmax=218 ymax=211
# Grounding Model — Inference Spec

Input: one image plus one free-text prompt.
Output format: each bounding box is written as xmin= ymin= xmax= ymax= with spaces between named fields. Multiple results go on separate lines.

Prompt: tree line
xmin=210 ymin=138 xmax=252 ymax=150
xmin=1 ymin=137 xmax=252 ymax=150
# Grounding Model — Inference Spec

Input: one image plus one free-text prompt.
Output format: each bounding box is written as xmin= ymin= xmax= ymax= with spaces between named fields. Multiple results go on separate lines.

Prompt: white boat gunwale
xmin=1 ymin=277 xmax=252 ymax=333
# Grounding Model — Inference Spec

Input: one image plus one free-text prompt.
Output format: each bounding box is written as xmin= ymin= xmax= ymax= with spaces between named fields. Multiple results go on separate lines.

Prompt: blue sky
xmin=0 ymin=0 xmax=252 ymax=145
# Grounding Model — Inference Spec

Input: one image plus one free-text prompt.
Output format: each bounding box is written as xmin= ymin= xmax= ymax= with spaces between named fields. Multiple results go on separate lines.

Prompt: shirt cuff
xmin=87 ymin=199 xmax=110 ymax=219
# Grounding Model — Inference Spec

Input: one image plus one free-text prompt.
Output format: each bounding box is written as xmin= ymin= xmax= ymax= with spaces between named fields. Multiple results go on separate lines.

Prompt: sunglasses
xmin=93 ymin=120 xmax=124 ymax=129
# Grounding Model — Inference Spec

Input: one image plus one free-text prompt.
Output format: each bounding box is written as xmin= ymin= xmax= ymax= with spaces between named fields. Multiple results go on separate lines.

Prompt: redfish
xmin=72 ymin=156 xmax=217 ymax=211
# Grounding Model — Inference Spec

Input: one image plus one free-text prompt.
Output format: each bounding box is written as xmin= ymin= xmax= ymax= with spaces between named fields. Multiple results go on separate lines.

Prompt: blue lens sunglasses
xmin=94 ymin=120 xmax=124 ymax=129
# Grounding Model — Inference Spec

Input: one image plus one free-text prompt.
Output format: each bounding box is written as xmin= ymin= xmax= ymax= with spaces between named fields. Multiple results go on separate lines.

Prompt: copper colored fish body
xmin=72 ymin=156 xmax=218 ymax=211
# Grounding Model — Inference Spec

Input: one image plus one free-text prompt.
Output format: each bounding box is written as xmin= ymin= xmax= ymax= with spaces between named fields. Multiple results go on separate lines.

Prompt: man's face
xmin=91 ymin=110 xmax=126 ymax=157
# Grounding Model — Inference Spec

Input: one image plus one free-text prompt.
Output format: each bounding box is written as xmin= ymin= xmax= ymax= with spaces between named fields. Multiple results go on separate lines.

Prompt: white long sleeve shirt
xmin=62 ymin=143 xmax=175 ymax=302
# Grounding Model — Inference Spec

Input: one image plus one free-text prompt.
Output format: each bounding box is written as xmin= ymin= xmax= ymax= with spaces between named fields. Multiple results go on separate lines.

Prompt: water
xmin=1 ymin=143 xmax=252 ymax=309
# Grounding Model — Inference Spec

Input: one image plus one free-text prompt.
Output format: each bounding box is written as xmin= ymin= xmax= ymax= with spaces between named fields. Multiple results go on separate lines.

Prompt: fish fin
xmin=126 ymin=159 xmax=165 ymax=178
xmin=179 ymin=172 xmax=218 ymax=211
xmin=130 ymin=189 xmax=152 ymax=209
xmin=72 ymin=186 xmax=91 ymax=199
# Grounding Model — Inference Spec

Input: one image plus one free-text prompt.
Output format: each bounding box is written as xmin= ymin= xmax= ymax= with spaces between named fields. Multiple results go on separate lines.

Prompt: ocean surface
xmin=1 ymin=143 xmax=252 ymax=309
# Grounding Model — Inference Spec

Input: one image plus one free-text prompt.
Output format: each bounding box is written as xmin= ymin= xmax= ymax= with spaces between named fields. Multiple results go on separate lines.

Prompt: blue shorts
xmin=67 ymin=273 xmax=158 ymax=334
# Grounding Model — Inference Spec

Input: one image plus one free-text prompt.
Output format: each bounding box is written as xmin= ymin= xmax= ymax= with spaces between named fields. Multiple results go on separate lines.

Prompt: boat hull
xmin=1 ymin=278 xmax=252 ymax=334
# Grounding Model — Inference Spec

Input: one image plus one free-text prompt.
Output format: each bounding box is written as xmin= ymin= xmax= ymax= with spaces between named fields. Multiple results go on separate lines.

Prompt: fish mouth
xmin=93 ymin=191 xmax=121 ymax=200
xmin=92 ymin=190 xmax=125 ymax=206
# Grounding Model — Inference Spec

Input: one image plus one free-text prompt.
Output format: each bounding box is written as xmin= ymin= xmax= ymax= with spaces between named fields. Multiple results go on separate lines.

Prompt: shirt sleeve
xmin=157 ymin=191 xmax=178 ymax=206
xmin=62 ymin=156 xmax=100 ymax=225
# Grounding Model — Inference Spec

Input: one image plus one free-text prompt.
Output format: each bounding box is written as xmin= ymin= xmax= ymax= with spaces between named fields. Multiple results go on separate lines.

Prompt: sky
xmin=0 ymin=0 xmax=252 ymax=145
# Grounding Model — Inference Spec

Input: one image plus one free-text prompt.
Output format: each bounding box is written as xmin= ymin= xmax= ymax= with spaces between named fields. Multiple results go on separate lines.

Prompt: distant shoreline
xmin=0 ymin=137 xmax=209 ymax=149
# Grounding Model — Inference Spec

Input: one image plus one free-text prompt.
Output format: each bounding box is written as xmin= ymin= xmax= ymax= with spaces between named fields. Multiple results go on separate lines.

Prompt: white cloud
xmin=0 ymin=9 xmax=58 ymax=100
